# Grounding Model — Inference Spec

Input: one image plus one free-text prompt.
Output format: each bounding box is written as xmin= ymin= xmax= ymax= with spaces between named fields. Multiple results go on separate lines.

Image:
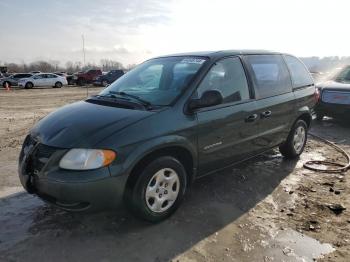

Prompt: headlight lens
xmin=59 ymin=149 xmax=116 ymax=170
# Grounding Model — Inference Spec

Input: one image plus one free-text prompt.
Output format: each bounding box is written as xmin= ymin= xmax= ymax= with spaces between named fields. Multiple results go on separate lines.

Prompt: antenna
xmin=82 ymin=34 xmax=88 ymax=97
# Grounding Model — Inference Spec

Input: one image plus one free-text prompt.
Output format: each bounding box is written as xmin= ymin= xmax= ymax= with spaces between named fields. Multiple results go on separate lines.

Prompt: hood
xmin=318 ymin=80 xmax=350 ymax=91
xmin=30 ymin=101 xmax=154 ymax=148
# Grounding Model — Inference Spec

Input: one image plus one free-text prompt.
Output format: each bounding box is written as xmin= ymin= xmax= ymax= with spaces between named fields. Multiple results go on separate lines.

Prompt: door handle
xmin=261 ymin=110 xmax=272 ymax=118
xmin=245 ymin=114 xmax=258 ymax=123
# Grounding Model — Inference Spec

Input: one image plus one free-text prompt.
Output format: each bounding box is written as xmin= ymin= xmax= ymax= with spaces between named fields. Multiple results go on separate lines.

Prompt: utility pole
xmin=82 ymin=34 xmax=86 ymax=67
xmin=82 ymin=34 xmax=88 ymax=97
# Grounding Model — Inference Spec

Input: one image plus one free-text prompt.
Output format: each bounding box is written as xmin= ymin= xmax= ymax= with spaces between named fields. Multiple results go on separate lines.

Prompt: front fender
xmin=109 ymin=135 xmax=197 ymax=179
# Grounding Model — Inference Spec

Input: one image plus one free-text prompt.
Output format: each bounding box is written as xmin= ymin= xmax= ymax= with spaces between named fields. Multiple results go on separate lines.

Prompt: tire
xmin=2 ymin=81 xmax=11 ymax=88
xmin=54 ymin=81 xmax=63 ymax=88
xmin=25 ymin=82 xmax=34 ymax=89
xmin=279 ymin=119 xmax=308 ymax=159
xmin=77 ymin=78 xmax=85 ymax=86
xmin=125 ymin=156 xmax=187 ymax=222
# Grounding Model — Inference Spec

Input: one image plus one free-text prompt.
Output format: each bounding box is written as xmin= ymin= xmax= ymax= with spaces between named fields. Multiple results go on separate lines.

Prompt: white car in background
xmin=18 ymin=73 xmax=68 ymax=89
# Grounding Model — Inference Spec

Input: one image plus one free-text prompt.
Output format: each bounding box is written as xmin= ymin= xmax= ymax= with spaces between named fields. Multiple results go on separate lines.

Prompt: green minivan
xmin=19 ymin=50 xmax=316 ymax=222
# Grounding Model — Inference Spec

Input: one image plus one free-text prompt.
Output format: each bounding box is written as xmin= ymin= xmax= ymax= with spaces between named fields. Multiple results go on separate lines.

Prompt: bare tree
xmin=2 ymin=58 xmax=131 ymax=74
xmin=100 ymin=59 xmax=123 ymax=71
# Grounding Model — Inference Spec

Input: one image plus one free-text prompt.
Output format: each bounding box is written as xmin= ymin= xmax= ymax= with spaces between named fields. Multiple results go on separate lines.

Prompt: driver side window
xmin=197 ymin=57 xmax=250 ymax=104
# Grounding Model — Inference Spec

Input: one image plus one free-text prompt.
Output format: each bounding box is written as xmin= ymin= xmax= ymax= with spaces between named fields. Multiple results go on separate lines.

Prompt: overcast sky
xmin=0 ymin=0 xmax=349 ymax=66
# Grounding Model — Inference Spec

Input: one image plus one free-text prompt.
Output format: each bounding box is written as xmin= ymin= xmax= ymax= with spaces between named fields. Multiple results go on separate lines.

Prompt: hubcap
xmin=145 ymin=168 xmax=180 ymax=213
xmin=293 ymin=126 xmax=306 ymax=153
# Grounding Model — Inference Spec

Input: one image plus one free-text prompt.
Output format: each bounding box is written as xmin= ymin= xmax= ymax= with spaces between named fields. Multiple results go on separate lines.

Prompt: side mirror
xmin=188 ymin=90 xmax=223 ymax=111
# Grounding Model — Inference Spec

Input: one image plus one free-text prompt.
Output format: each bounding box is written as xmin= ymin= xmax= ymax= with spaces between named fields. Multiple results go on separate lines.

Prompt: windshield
xmin=334 ymin=66 xmax=350 ymax=83
xmin=99 ymin=56 xmax=207 ymax=106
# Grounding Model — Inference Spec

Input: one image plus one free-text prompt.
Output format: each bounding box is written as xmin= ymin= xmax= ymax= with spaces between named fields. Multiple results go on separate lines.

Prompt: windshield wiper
xmin=108 ymin=91 xmax=152 ymax=109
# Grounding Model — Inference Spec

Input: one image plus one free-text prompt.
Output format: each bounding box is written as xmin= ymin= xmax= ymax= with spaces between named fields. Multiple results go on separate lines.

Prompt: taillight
xmin=314 ymin=88 xmax=321 ymax=103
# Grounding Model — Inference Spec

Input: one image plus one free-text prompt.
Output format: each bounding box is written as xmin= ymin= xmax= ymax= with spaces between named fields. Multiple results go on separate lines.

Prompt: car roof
xmin=153 ymin=50 xmax=282 ymax=60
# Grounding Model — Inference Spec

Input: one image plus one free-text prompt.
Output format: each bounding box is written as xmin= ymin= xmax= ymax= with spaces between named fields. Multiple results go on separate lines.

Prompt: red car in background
xmin=73 ymin=69 xmax=102 ymax=86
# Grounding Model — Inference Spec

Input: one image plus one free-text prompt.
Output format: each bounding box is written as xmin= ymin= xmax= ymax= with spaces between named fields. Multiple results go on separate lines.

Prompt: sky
xmin=0 ymin=0 xmax=349 ymax=67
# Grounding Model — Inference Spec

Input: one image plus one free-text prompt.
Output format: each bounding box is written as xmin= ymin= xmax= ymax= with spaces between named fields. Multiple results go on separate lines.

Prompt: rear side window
xmin=14 ymin=74 xmax=24 ymax=79
xmin=245 ymin=55 xmax=292 ymax=99
xmin=284 ymin=55 xmax=313 ymax=88
xmin=48 ymin=74 xmax=58 ymax=78
xmin=197 ymin=57 xmax=250 ymax=104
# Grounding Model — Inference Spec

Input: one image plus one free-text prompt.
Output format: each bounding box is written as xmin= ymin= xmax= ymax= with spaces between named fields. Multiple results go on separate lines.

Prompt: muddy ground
xmin=0 ymin=87 xmax=349 ymax=262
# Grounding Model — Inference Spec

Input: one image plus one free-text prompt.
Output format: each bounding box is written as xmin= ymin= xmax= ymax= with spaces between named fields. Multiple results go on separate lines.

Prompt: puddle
xmin=0 ymin=192 xmax=43 ymax=251
xmin=266 ymin=229 xmax=335 ymax=261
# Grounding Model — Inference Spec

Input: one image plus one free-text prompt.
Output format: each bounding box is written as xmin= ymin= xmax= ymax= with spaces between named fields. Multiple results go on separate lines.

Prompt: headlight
xmin=59 ymin=149 xmax=116 ymax=170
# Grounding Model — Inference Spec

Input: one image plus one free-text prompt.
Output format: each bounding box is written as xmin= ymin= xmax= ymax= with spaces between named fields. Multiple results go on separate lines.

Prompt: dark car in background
xmin=66 ymin=73 xmax=78 ymax=85
xmin=0 ymin=73 xmax=33 ymax=88
xmin=315 ymin=65 xmax=350 ymax=120
xmin=73 ymin=69 xmax=102 ymax=86
xmin=93 ymin=69 xmax=125 ymax=87
xmin=18 ymin=50 xmax=316 ymax=222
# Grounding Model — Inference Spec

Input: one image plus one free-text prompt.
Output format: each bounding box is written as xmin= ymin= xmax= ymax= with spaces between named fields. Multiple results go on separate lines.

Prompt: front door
xmin=195 ymin=57 xmax=259 ymax=176
xmin=34 ymin=74 xmax=47 ymax=86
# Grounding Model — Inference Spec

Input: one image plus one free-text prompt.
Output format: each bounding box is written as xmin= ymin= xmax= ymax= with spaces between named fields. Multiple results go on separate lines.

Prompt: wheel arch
xmin=25 ymin=81 xmax=34 ymax=88
xmin=55 ymin=81 xmax=63 ymax=87
xmin=125 ymin=143 xmax=196 ymax=193
xmin=298 ymin=113 xmax=312 ymax=128
xmin=294 ymin=106 xmax=312 ymax=128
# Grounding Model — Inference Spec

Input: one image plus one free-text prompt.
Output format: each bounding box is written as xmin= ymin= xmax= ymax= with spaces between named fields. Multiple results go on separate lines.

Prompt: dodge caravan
xmin=19 ymin=50 xmax=316 ymax=222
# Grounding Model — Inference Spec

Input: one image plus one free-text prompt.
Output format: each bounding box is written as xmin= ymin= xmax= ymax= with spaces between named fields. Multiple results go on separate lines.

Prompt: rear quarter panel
xmin=293 ymin=85 xmax=316 ymax=122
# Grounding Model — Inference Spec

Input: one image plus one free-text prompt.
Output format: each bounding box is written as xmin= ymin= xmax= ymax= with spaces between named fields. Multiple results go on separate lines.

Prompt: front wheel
xmin=25 ymin=82 xmax=34 ymax=89
xmin=125 ymin=156 xmax=187 ymax=222
xmin=279 ymin=119 xmax=308 ymax=159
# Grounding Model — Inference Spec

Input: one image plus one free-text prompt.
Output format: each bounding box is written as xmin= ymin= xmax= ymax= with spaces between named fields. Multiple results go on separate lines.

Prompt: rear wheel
xmin=77 ymin=78 xmax=85 ymax=86
xmin=279 ymin=119 xmax=308 ymax=159
xmin=102 ymin=80 xmax=108 ymax=87
xmin=125 ymin=156 xmax=187 ymax=222
xmin=25 ymin=82 xmax=34 ymax=89
xmin=54 ymin=81 xmax=63 ymax=88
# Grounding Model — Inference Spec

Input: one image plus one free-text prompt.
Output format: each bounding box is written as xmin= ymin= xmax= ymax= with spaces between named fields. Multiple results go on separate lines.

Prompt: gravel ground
xmin=0 ymin=86 xmax=349 ymax=262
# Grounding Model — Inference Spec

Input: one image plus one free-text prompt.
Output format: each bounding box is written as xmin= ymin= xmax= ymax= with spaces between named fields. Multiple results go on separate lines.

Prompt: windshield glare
xmin=334 ymin=67 xmax=350 ymax=83
xmin=100 ymin=56 xmax=207 ymax=106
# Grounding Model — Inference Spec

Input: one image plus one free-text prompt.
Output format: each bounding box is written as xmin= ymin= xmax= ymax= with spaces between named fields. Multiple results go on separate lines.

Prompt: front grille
xmin=19 ymin=135 xmax=37 ymax=163
xmin=31 ymin=144 xmax=58 ymax=172
xmin=20 ymin=135 xmax=59 ymax=175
